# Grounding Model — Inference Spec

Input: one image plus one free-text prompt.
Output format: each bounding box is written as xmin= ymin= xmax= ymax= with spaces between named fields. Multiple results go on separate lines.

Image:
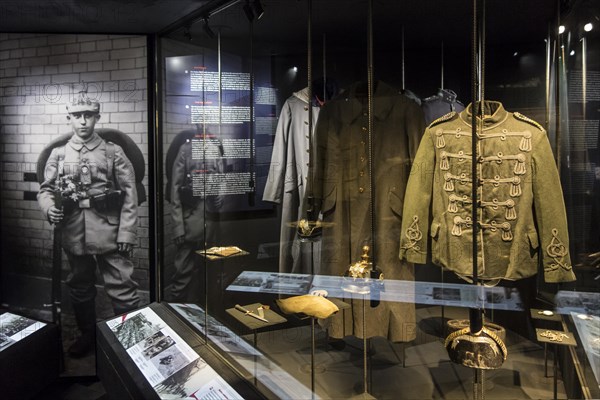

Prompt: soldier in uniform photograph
xmin=167 ymin=132 xmax=225 ymax=302
xmin=37 ymin=94 xmax=140 ymax=357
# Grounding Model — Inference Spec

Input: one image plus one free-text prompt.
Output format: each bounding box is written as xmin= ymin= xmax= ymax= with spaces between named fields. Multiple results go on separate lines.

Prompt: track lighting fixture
xmin=243 ymin=0 xmax=264 ymax=22
xmin=251 ymin=0 xmax=264 ymax=20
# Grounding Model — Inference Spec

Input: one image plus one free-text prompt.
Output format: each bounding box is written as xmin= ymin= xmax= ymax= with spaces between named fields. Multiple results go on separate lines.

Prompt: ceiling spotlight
xmin=243 ymin=0 xmax=254 ymax=22
xmin=251 ymin=0 xmax=264 ymax=20
xmin=203 ymin=18 xmax=215 ymax=39
xmin=558 ymin=25 xmax=565 ymax=34
xmin=513 ymin=51 xmax=518 ymax=57
xmin=570 ymin=50 xmax=575 ymax=56
xmin=584 ymin=23 xmax=593 ymax=32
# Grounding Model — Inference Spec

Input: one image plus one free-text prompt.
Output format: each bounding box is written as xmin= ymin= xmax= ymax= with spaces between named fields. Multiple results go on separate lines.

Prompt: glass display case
xmin=152 ymin=0 xmax=600 ymax=399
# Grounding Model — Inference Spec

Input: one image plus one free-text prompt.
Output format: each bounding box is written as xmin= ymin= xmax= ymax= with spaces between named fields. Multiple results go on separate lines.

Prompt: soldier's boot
xmin=68 ymin=300 xmax=97 ymax=358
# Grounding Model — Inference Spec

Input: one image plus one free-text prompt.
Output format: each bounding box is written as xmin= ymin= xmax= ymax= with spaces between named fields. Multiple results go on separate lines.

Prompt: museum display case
xmin=151 ymin=0 xmax=600 ymax=399
xmin=0 ymin=0 xmax=598 ymax=399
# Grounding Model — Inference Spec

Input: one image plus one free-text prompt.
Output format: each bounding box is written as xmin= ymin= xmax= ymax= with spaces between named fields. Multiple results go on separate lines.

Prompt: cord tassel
xmin=436 ymin=132 xmax=446 ymax=148
xmin=514 ymin=160 xmax=526 ymax=175
xmin=502 ymin=226 xmax=513 ymax=241
xmin=444 ymin=177 xmax=454 ymax=192
xmin=505 ymin=204 xmax=517 ymax=220
xmin=519 ymin=133 xmax=532 ymax=152
xmin=448 ymin=199 xmax=458 ymax=213
xmin=451 ymin=221 xmax=462 ymax=236
xmin=440 ymin=154 xmax=449 ymax=170
xmin=510 ymin=179 xmax=522 ymax=197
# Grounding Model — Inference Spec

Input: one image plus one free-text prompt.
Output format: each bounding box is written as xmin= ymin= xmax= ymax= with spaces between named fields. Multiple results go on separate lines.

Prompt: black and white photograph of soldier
xmin=0 ymin=33 xmax=150 ymax=374
xmin=37 ymin=90 xmax=143 ymax=358
xmin=165 ymin=130 xmax=225 ymax=303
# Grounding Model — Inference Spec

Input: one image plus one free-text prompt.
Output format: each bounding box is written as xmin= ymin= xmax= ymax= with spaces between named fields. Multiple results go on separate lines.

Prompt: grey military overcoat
xmin=263 ymin=88 xmax=321 ymax=273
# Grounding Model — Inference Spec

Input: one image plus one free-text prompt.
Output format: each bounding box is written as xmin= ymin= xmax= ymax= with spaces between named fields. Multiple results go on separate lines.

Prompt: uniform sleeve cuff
xmin=117 ymin=231 xmax=137 ymax=244
xmin=400 ymin=249 xmax=427 ymax=264
xmin=544 ymin=267 xmax=576 ymax=283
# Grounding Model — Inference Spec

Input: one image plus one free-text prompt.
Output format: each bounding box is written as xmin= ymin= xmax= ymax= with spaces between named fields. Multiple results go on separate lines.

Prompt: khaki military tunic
xmin=314 ymin=81 xmax=425 ymax=342
xmin=38 ymin=133 xmax=138 ymax=254
xmin=400 ymin=101 xmax=576 ymax=284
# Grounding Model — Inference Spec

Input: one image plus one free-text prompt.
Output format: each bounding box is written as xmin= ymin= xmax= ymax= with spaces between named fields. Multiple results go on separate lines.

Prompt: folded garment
xmin=276 ymin=295 xmax=339 ymax=319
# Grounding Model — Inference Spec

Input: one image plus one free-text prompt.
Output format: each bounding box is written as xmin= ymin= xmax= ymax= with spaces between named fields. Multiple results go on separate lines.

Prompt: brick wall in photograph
xmin=0 ymin=33 xmax=150 ymax=301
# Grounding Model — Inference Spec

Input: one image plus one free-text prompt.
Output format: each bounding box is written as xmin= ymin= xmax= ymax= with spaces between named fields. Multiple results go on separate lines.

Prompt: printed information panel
xmin=0 ymin=312 xmax=46 ymax=352
xmin=165 ymin=53 xmax=277 ymax=213
xmin=106 ymin=307 xmax=242 ymax=399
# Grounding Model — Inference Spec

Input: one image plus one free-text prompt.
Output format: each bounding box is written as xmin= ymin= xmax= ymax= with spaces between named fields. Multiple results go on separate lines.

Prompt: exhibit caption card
xmin=0 ymin=312 xmax=46 ymax=352
xmin=106 ymin=307 xmax=243 ymax=399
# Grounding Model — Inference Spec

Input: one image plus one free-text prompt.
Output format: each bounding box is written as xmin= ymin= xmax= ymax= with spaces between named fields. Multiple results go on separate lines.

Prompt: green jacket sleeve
xmin=532 ymin=131 xmax=576 ymax=282
xmin=399 ymin=130 xmax=435 ymax=264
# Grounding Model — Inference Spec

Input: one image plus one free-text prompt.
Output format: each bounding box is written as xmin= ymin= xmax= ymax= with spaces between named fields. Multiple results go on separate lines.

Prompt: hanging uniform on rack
xmin=399 ymin=101 xmax=576 ymax=284
xmin=263 ymin=87 xmax=324 ymax=273
xmin=421 ymin=88 xmax=465 ymax=126
xmin=314 ymin=81 xmax=425 ymax=342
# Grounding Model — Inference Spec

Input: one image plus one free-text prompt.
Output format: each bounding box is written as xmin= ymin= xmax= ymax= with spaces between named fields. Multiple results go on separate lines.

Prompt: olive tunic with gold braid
xmin=400 ymin=101 xmax=575 ymax=284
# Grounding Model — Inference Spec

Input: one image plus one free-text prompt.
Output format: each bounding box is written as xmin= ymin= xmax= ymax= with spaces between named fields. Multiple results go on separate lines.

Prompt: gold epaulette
xmin=514 ymin=112 xmax=544 ymax=131
xmin=428 ymin=111 xmax=456 ymax=128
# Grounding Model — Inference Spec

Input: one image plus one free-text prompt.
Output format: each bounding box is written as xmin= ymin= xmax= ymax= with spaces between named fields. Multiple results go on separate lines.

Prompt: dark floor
xmin=32 ymin=377 xmax=107 ymax=400
xmin=7 ymin=307 xmax=108 ymax=400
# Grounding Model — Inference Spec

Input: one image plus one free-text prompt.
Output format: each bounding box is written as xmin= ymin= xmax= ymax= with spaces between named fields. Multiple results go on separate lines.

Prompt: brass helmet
xmin=444 ymin=319 xmax=507 ymax=370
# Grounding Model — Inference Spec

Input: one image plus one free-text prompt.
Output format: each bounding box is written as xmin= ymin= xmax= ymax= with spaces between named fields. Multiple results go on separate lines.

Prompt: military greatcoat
xmin=314 ymin=81 xmax=425 ymax=342
xmin=399 ymin=101 xmax=576 ymax=284
xmin=263 ymin=88 xmax=321 ymax=273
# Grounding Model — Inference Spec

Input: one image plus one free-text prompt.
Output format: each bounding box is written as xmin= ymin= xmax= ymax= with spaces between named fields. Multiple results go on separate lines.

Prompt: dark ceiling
xmin=0 ymin=0 xmax=598 ymax=51
xmin=0 ymin=0 xmax=210 ymax=34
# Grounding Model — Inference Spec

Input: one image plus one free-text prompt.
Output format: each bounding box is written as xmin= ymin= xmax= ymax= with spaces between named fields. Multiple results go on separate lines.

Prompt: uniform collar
xmin=293 ymin=87 xmax=310 ymax=103
xmin=460 ymin=101 xmax=509 ymax=130
xmin=342 ymin=80 xmax=396 ymax=123
xmin=68 ymin=131 xmax=102 ymax=151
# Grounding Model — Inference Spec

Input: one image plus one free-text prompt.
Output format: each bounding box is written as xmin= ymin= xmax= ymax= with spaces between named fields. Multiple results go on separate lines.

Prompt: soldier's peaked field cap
xmin=66 ymin=90 xmax=100 ymax=114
